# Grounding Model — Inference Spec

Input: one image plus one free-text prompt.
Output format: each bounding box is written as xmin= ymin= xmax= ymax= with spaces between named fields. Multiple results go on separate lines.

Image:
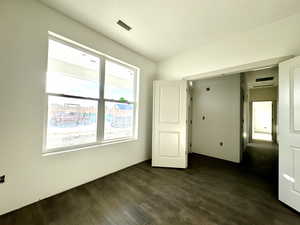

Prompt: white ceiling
xmin=40 ymin=0 xmax=300 ymax=62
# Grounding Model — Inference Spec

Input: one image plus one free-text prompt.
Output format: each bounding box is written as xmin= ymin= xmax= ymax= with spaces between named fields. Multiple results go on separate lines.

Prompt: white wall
xmin=157 ymin=12 xmax=300 ymax=80
xmin=191 ymin=75 xmax=241 ymax=163
xmin=0 ymin=0 xmax=156 ymax=215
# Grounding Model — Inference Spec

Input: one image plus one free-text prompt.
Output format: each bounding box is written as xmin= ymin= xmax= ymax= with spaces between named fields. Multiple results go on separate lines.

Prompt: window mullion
xmin=132 ymin=69 xmax=138 ymax=139
xmin=46 ymin=92 xmax=99 ymax=101
xmin=98 ymin=56 xmax=106 ymax=143
xmin=103 ymin=98 xmax=135 ymax=104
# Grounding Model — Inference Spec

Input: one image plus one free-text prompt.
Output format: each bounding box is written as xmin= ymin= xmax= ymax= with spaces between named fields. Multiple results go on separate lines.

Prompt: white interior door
xmin=279 ymin=56 xmax=300 ymax=212
xmin=152 ymin=80 xmax=188 ymax=168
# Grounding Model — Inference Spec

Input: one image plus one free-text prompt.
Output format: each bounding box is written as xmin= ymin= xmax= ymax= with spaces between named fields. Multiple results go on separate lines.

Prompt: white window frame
xmin=43 ymin=34 xmax=139 ymax=154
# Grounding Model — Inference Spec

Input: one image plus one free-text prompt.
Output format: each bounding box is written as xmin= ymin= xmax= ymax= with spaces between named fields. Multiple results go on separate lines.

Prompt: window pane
xmin=252 ymin=101 xmax=272 ymax=141
xmin=104 ymin=60 xmax=135 ymax=102
xmin=47 ymin=39 xmax=100 ymax=98
xmin=46 ymin=96 xmax=98 ymax=149
xmin=104 ymin=101 xmax=134 ymax=140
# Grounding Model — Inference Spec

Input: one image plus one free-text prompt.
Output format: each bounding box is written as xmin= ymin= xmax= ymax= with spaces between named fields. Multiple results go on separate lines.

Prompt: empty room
xmin=1 ymin=0 xmax=300 ymax=224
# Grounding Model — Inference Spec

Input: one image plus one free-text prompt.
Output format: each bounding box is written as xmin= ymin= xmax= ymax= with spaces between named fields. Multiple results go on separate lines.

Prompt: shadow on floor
xmin=241 ymin=142 xmax=278 ymax=187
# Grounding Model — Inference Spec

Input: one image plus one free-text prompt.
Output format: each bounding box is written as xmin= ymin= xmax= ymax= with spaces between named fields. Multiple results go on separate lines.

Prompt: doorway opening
xmin=240 ymin=67 xmax=279 ymax=186
xmin=251 ymin=101 xmax=273 ymax=142
xmin=188 ymin=66 xmax=279 ymax=184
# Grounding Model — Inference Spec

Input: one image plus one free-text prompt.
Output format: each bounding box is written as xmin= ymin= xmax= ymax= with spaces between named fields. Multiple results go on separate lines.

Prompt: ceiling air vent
xmin=117 ymin=20 xmax=132 ymax=31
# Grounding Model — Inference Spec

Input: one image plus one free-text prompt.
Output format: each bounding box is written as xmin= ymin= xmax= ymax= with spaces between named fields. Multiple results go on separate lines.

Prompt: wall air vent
xmin=117 ymin=20 xmax=132 ymax=31
xmin=253 ymin=84 xmax=273 ymax=88
xmin=248 ymin=73 xmax=277 ymax=89
xmin=256 ymin=77 xmax=274 ymax=82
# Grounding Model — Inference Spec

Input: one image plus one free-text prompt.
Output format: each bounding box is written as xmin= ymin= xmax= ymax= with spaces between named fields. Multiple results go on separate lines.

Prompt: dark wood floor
xmin=242 ymin=142 xmax=279 ymax=185
xmin=1 ymin=153 xmax=299 ymax=225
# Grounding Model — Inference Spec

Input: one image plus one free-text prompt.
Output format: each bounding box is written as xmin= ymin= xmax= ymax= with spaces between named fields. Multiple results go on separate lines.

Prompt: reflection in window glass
xmin=104 ymin=60 xmax=135 ymax=102
xmin=46 ymin=96 xmax=98 ymax=149
xmin=47 ymin=39 xmax=100 ymax=98
xmin=104 ymin=101 xmax=134 ymax=140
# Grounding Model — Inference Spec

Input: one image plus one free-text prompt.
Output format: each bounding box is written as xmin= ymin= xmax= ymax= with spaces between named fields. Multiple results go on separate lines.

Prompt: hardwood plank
xmin=0 ymin=153 xmax=299 ymax=225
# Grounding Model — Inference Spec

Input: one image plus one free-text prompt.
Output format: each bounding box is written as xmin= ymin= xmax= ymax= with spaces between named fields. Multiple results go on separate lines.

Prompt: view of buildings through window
xmin=47 ymin=96 xmax=98 ymax=149
xmin=45 ymin=37 xmax=137 ymax=151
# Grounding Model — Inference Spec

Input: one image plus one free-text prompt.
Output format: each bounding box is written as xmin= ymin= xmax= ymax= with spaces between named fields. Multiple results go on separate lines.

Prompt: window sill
xmin=42 ymin=138 xmax=138 ymax=156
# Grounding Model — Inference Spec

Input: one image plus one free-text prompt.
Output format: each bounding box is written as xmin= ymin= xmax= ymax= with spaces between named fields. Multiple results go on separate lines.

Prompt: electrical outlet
xmin=0 ymin=175 xmax=5 ymax=183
